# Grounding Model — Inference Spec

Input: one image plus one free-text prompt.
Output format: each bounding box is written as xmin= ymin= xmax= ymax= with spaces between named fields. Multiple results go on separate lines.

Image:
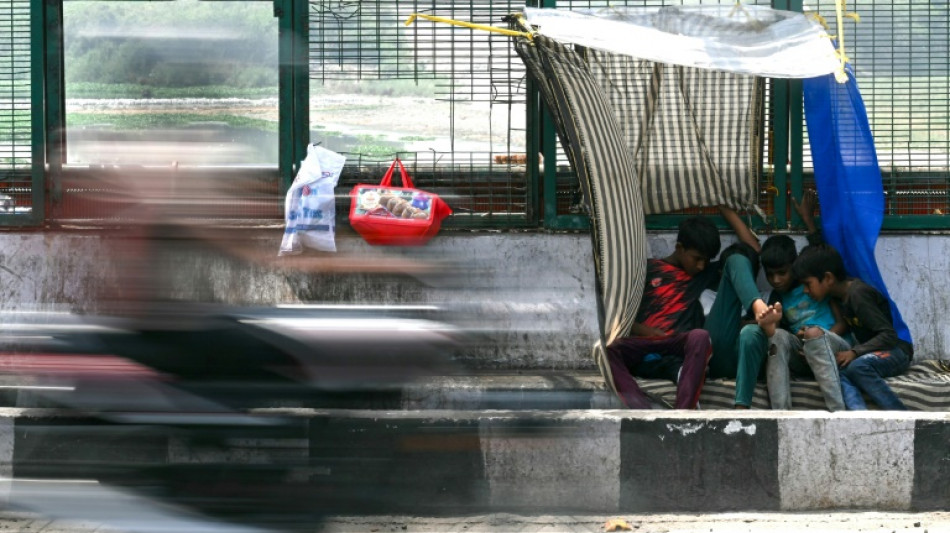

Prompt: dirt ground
xmin=318 ymin=512 xmax=950 ymax=533
xmin=1 ymin=509 xmax=948 ymax=532
xmin=67 ymin=95 xmax=525 ymax=156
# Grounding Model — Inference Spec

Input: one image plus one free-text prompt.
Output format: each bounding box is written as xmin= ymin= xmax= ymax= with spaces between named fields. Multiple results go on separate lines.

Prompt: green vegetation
xmin=66 ymin=112 xmax=277 ymax=133
xmin=320 ymin=79 xmax=439 ymax=98
xmin=67 ymin=83 xmax=276 ymax=100
xmin=63 ymin=0 xmax=277 ymax=90
xmin=349 ymin=145 xmax=398 ymax=157
xmin=53 ymin=0 xmax=438 ymax=161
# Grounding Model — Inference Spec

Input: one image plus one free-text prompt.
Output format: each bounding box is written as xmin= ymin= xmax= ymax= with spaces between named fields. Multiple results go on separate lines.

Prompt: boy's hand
xmin=639 ymin=326 xmax=669 ymax=338
xmin=835 ymin=349 xmax=857 ymax=367
xmin=792 ymin=189 xmax=819 ymax=233
xmin=631 ymin=323 xmax=670 ymax=338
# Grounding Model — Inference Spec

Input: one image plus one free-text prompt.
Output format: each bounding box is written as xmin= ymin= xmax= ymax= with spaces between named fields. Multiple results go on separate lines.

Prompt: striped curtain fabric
xmin=586 ymin=50 xmax=763 ymax=214
xmin=512 ymin=36 xmax=573 ymax=176
xmin=514 ymin=35 xmax=647 ymax=355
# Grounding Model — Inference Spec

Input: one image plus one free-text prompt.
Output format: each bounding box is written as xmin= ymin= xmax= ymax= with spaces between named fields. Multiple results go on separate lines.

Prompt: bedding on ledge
xmin=635 ymin=359 xmax=950 ymax=411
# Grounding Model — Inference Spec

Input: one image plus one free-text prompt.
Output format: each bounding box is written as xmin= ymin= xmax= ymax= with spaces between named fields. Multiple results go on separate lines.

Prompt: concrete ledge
xmin=400 ymin=371 xmax=622 ymax=410
xmin=1 ymin=408 xmax=947 ymax=514
xmin=8 ymin=367 xmax=948 ymax=412
xmin=266 ymin=364 xmax=950 ymax=411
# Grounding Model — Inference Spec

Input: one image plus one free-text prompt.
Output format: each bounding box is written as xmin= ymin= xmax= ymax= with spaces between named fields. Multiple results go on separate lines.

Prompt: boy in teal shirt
xmin=736 ymin=235 xmax=848 ymax=411
xmin=733 ymin=192 xmax=847 ymax=410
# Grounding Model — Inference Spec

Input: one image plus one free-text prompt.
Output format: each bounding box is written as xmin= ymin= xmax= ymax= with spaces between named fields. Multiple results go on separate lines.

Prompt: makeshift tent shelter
xmin=503 ymin=5 xmax=910 ymax=395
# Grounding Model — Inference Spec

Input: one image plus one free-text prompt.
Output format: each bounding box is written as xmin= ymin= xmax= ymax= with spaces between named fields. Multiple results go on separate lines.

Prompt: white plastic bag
xmin=279 ymin=145 xmax=346 ymax=255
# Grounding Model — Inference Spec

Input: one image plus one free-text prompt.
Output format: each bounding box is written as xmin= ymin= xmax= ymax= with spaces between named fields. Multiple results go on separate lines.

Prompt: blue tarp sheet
xmin=803 ymin=64 xmax=912 ymax=346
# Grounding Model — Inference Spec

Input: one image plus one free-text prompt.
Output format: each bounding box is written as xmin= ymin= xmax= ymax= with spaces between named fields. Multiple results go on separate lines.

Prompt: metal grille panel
xmin=0 ymin=0 xmax=32 ymax=219
xmin=308 ymin=0 xmax=531 ymax=225
xmin=805 ymin=0 xmax=950 ymax=220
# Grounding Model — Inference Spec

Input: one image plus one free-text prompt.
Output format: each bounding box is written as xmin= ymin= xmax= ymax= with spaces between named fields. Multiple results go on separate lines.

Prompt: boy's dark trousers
xmin=606 ymin=330 xmax=712 ymax=409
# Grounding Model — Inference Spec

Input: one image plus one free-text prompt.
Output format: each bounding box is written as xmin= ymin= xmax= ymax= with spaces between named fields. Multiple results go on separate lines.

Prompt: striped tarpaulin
xmin=514 ymin=35 xmax=647 ymax=390
xmin=586 ymin=51 xmax=763 ymax=214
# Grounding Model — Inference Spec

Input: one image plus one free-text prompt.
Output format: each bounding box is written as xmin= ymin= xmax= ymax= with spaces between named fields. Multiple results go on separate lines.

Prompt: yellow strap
xmin=809 ymin=7 xmax=858 ymax=34
xmin=405 ymin=13 xmax=534 ymax=40
xmin=832 ymin=0 xmax=862 ymax=83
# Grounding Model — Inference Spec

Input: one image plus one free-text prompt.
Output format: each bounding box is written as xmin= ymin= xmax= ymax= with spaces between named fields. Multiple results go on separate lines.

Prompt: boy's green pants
xmin=703 ymin=254 xmax=762 ymax=380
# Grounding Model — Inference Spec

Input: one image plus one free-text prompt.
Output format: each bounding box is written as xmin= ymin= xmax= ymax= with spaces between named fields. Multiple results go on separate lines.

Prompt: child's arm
xmin=828 ymin=299 xmax=849 ymax=337
xmin=718 ymin=205 xmax=761 ymax=252
xmin=840 ymin=285 xmax=901 ymax=365
xmin=792 ymin=189 xmax=823 ymax=245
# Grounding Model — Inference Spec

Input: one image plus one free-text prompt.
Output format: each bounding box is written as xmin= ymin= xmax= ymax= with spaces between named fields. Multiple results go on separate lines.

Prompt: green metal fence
xmin=308 ymin=0 xmax=536 ymax=228
xmin=3 ymin=0 xmax=949 ymax=230
xmin=804 ymin=0 xmax=950 ymax=230
xmin=0 ymin=0 xmax=40 ymax=225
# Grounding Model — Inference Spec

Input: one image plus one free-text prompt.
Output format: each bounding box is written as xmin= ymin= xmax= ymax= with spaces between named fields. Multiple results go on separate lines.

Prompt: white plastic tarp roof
xmin=523 ymin=5 xmax=840 ymax=79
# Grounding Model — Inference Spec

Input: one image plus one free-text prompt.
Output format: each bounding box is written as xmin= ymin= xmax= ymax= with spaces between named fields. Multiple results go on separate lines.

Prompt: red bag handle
xmin=379 ymin=158 xmax=414 ymax=189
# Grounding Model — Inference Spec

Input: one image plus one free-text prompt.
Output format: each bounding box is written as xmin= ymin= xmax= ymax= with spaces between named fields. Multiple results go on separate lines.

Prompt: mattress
xmin=636 ymin=359 xmax=950 ymax=411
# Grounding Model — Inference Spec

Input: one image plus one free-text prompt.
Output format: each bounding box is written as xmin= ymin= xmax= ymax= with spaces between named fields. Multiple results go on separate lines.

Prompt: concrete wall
xmin=0 ymin=229 xmax=946 ymax=367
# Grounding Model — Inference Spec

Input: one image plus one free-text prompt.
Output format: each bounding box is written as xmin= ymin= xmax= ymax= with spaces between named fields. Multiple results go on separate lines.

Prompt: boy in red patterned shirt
xmin=605 ymin=208 xmax=768 ymax=408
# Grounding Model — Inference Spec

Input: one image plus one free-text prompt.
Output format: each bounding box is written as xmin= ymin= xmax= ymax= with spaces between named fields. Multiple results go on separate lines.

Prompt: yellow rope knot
xmin=807 ymin=12 xmax=829 ymax=30
xmin=832 ymin=0 xmax=860 ymax=83
xmin=807 ymin=3 xmax=857 ymax=84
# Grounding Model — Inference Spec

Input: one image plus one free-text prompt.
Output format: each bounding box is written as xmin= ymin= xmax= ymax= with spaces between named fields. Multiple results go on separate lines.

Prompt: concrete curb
xmin=1 ymin=409 xmax=948 ymax=514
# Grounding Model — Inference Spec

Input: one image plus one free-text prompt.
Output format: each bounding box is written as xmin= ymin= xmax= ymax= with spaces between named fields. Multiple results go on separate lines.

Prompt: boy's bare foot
xmin=757 ymin=302 xmax=783 ymax=338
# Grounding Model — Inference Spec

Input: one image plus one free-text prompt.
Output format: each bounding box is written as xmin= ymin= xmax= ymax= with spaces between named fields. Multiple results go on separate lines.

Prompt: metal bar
xmin=770 ymin=0 xmax=790 ymax=230
xmin=293 ymin=0 xmax=309 ymax=168
xmin=788 ymin=78 xmax=804 ymax=228
xmin=525 ymin=57 xmax=541 ymax=225
xmin=547 ymin=214 xmax=589 ymax=231
xmin=883 ymin=215 xmax=950 ymax=231
xmin=541 ymin=114 xmax=559 ymax=228
xmin=27 ymin=0 xmax=45 ymax=225
xmin=540 ymin=0 xmax=561 ymax=229
xmin=787 ymin=0 xmax=804 ymax=229
xmin=276 ymin=0 xmax=294 ymax=194
xmin=771 ymin=78 xmax=789 ymax=230
xmin=646 ymin=214 xmax=750 ymax=231
xmin=44 ymin=0 xmax=64 ymax=216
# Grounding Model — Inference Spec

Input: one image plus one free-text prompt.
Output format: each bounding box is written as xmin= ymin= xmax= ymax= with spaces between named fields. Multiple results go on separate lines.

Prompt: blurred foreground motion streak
xmin=0 ymin=168 xmax=469 ymax=531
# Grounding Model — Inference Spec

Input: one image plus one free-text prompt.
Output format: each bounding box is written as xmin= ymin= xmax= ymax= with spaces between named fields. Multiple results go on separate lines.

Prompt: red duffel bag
xmin=348 ymin=158 xmax=452 ymax=246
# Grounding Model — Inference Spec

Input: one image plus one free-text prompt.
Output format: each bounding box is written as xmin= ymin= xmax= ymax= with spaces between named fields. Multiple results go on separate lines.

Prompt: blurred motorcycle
xmin=0 ymin=305 xmax=463 ymax=532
